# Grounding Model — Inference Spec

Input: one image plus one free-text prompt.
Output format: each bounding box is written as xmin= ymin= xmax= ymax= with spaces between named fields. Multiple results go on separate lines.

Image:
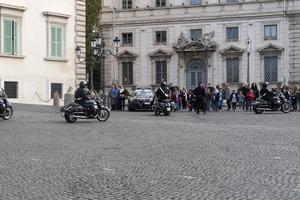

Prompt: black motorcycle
xmin=0 ymin=88 xmax=13 ymax=120
xmin=152 ymin=98 xmax=172 ymax=116
xmin=253 ymin=92 xmax=291 ymax=114
xmin=63 ymin=95 xmax=110 ymax=123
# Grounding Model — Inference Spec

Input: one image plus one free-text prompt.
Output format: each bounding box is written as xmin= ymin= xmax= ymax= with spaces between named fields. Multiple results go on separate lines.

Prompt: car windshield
xmin=133 ymin=90 xmax=153 ymax=98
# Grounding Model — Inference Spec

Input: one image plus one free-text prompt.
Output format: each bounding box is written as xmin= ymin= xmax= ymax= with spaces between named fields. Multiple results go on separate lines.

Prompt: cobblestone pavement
xmin=0 ymin=104 xmax=300 ymax=200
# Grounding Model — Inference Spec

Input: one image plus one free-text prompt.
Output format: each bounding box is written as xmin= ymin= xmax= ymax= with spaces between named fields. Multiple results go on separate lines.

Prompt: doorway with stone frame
xmin=186 ymin=59 xmax=207 ymax=90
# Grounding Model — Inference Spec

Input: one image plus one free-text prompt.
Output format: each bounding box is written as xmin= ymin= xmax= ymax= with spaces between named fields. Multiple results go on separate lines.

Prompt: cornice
xmin=43 ymin=11 xmax=70 ymax=19
xmin=0 ymin=3 xmax=27 ymax=11
xmin=101 ymin=0 xmax=283 ymax=14
xmin=101 ymin=11 xmax=287 ymax=28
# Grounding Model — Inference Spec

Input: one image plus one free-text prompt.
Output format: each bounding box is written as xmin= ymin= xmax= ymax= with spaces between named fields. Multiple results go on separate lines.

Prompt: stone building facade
xmin=100 ymin=0 xmax=300 ymax=91
xmin=0 ymin=0 xmax=86 ymax=105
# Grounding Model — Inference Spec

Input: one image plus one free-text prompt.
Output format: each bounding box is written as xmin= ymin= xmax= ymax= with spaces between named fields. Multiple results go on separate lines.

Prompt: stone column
xmin=75 ymin=0 xmax=86 ymax=85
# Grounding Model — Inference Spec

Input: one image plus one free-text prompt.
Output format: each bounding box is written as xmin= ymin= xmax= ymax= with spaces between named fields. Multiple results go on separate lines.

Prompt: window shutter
xmin=4 ymin=20 xmax=12 ymax=54
xmin=51 ymin=27 xmax=56 ymax=57
xmin=13 ymin=21 xmax=18 ymax=54
xmin=56 ymin=27 xmax=62 ymax=57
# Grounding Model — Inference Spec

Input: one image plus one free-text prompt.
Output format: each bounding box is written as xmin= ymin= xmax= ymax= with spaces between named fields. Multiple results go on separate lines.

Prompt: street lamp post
xmin=76 ymin=30 xmax=120 ymax=91
xmin=246 ymin=37 xmax=251 ymax=86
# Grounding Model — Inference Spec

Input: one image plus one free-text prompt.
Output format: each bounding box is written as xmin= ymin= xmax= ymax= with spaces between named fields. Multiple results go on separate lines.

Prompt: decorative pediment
xmin=257 ymin=43 xmax=284 ymax=54
xmin=173 ymin=31 xmax=217 ymax=52
xmin=116 ymin=50 xmax=138 ymax=59
xmin=220 ymin=46 xmax=245 ymax=55
xmin=149 ymin=49 xmax=172 ymax=58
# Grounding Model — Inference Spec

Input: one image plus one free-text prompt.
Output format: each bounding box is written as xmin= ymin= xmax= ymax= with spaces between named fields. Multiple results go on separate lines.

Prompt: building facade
xmin=0 ymin=0 xmax=86 ymax=105
xmin=100 ymin=0 xmax=300 ymax=92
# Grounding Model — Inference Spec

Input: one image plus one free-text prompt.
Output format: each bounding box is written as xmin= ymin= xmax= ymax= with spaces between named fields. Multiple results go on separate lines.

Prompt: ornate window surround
xmin=149 ymin=49 xmax=172 ymax=86
xmin=117 ymin=50 xmax=138 ymax=86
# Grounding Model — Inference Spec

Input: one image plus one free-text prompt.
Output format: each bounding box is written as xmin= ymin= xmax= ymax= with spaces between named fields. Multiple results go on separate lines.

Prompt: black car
xmin=128 ymin=88 xmax=154 ymax=111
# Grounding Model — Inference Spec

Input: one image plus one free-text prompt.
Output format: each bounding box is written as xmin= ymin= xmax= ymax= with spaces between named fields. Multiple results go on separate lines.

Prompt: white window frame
xmin=48 ymin=23 xmax=66 ymax=59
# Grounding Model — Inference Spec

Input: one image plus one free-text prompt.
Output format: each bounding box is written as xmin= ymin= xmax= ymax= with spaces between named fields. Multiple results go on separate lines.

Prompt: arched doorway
xmin=186 ymin=59 xmax=207 ymax=89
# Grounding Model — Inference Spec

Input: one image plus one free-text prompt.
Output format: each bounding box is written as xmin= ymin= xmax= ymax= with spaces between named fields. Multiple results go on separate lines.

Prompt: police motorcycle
xmin=253 ymin=91 xmax=291 ymax=114
xmin=0 ymin=88 xmax=13 ymax=120
xmin=152 ymin=98 xmax=172 ymax=116
xmin=152 ymin=82 xmax=172 ymax=116
xmin=63 ymin=91 xmax=110 ymax=123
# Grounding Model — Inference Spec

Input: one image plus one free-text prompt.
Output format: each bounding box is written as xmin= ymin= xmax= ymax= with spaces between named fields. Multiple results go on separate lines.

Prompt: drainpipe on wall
xmin=283 ymin=0 xmax=288 ymax=85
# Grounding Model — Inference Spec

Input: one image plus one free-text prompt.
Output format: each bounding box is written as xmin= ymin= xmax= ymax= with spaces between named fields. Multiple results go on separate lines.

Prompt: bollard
xmin=53 ymin=91 xmax=60 ymax=106
xmin=64 ymin=87 xmax=74 ymax=106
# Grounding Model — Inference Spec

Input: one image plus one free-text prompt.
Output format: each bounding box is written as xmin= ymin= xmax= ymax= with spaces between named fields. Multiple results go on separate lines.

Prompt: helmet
xmin=79 ymin=81 xmax=87 ymax=88
xmin=262 ymin=82 xmax=269 ymax=88
xmin=160 ymin=81 xmax=167 ymax=87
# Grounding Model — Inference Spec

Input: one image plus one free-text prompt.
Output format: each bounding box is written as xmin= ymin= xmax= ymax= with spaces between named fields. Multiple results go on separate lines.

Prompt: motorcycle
xmin=62 ymin=95 xmax=110 ymax=123
xmin=152 ymin=98 xmax=172 ymax=116
xmin=253 ymin=92 xmax=291 ymax=114
xmin=0 ymin=88 xmax=13 ymax=120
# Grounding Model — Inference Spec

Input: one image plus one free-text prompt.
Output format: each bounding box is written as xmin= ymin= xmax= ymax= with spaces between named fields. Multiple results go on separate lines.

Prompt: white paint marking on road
xmin=32 ymin=158 xmax=39 ymax=162
xmin=103 ymin=168 xmax=114 ymax=171
xmin=175 ymin=175 xmax=195 ymax=179
xmin=273 ymin=157 xmax=281 ymax=159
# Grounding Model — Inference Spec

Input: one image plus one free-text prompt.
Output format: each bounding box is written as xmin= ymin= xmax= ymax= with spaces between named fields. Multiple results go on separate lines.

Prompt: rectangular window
xmin=155 ymin=31 xmax=167 ymax=44
xmin=226 ymin=58 xmax=239 ymax=83
xmin=190 ymin=29 xmax=202 ymax=41
xmin=155 ymin=61 xmax=167 ymax=85
xmin=122 ymin=0 xmax=132 ymax=9
xmin=264 ymin=56 xmax=278 ymax=82
xmin=156 ymin=0 xmax=166 ymax=7
xmin=122 ymin=62 xmax=133 ymax=85
xmin=50 ymin=25 xmax=65 ymax=58
xmin=51 ymin=83 xmax=63 ymax=99
xmin=122 ymin=33 xmax=133 ymax=46
xmin=190 ymin=0 xmax=202 ymax=5
xmin=264 ymin=25 xmax=277 ymax=40
xmin=226 ymin=0 xmax=238 ymax=3
xmin=4 ymin=81 xmax=18 ymax=98
xmin=226 ymin=27 xmax=239 ymax=41
xmin=3 ymin=18 xmax=19 ymax=55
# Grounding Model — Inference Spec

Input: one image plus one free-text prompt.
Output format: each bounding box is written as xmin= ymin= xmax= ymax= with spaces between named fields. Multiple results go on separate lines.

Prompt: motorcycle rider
xmin=260 ymin=82 xmax=277 ymax=107
xmin=155 ymin=80 xmax=170 ymax=102
xmin=75 ymin=81 xmax=91 ymax=109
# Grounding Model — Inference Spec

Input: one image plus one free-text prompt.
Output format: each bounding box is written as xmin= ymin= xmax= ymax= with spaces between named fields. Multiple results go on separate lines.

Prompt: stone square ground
xmin=0 ymin=104 xmax=299 ymax=199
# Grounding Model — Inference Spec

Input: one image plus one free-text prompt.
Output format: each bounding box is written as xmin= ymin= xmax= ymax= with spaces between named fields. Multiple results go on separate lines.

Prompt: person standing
xmin=230 ymin=90 xmax=238 ymax=111
xmin=224 ymin=84 xmax=231 ymax=111
xmin=111 ymin=84 xmax=120 ymax=110
xmin=194 ymin=83 xmax=206 ymax=114
xmin=118 ymin=85 xmax=129 ymax=111
xmin=246 ymin=89 xmax=256 ymax=111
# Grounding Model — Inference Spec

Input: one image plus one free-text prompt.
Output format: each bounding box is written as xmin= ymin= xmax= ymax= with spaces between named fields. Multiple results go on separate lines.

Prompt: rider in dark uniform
xmin=75 ymin=81 xmax=91 ymax=109
xmin=194 ymin=83 xmax=206 ymax=114
xmin=260 ymin=82 xmax=276 ymax=107
xmin=155 ymin=81 xmax=170 ymax=102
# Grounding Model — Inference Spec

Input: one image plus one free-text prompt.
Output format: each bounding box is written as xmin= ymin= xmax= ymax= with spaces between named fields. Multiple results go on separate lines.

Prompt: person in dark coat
xmin=75 ymin=81 xmax=90 ymax=106
xmin=194 ymin=83 xmax=206 ymax=114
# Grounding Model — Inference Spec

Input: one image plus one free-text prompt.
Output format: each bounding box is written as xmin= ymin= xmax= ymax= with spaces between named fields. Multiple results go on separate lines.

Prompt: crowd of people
xmin=109 ymin=82 xmax=300 ymax=112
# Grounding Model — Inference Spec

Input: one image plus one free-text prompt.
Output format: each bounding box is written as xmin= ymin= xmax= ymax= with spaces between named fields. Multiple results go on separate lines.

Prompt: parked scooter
xmin=0 ymin=88 xmax=13 ymax=120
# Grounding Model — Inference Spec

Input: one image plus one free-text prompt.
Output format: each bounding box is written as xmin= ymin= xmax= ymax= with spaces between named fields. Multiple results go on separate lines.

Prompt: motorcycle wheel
xmin=64 ymin=112 xmax=77 ymax=123
xmin=97 ymin=108 xmax=110 ymax=122
xmin=281 ymin=102 xmax=291 ymax=113
xmin=253 ymin=105 xmax=264 ymax=114
xmin=3 ymin=107 xmax=13 ymax=120
xmin=164 ymin=111 xmax=170 ymax=116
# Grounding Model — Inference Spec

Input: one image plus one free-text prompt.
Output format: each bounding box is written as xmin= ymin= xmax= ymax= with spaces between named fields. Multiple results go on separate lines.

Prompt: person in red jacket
xmin=246 ymin=89 xmax=256 ymax=111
